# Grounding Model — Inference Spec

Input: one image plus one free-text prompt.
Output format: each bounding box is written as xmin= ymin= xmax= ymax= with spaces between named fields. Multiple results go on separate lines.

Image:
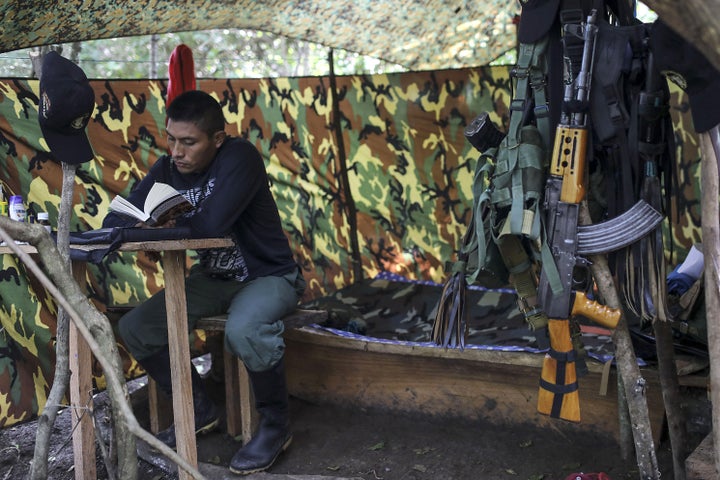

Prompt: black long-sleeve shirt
xmin=103 ymin=137 xmax=297 ymax=282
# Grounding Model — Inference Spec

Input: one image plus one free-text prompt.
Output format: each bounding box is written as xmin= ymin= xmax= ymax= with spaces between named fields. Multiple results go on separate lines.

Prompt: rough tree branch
xmin=578 ymin=202 xmax=661 ymax=479
xmin=0 ymin=219 xmax=206 ymax=480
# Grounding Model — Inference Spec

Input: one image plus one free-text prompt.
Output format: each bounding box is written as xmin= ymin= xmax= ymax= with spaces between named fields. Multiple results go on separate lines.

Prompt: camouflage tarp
xmin=0 ymin=0 xmax=516 ymax=71
xmin=0 ymin=68 xmax=701 ymax=427
xmin=303 ymin=271 xmax=619 ymax=364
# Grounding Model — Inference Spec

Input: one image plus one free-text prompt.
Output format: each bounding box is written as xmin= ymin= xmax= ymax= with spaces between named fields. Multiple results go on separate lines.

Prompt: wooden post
xmin=328 ymin=48 xmax=363 ymax=282
xmin=699 ymin=128 xmax=720 ymax=478
xmin=68 ymin=262 xmax=96 ymax=480
xmin=162 ymin=250 xmax=197 ymax=479
xmin=147 ymin=377 xmax=173 ymax=434
xmin=224 ymin=353 xmax=256 ymax=443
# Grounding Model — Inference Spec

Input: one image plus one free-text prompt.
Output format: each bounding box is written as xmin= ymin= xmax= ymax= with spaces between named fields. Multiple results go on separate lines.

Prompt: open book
xmin=109 ymin=182 xmax=193 ymax=226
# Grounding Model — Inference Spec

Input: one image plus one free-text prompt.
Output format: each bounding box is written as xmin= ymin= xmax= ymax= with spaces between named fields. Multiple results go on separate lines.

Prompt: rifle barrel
xmin=571 ymin=10 xmax=598 ymax=127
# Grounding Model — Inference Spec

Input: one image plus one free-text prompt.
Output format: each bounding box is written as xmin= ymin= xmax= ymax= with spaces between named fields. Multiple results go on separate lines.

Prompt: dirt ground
xmin=0 ymin=365 xmax=712 ymax=480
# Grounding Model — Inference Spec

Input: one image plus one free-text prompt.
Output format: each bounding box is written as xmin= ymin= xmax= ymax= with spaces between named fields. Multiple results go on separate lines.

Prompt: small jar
xmin=37 ymin=212 xmax=52 ymax=233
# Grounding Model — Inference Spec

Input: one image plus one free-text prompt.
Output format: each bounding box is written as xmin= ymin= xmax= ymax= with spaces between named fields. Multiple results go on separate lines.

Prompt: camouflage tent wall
xmin=0 ymin=67 xmax=702 ymax=427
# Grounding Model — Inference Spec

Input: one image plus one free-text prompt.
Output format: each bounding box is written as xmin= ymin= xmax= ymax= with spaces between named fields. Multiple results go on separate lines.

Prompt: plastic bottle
xmin=37 ymin=212 xmax=52 ymax=233
xmin=8 ymin=195 xmax=25 ymax=222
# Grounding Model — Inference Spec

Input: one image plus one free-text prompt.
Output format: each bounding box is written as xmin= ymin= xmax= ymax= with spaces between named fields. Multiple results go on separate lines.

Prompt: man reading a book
xmin=102 ymin=90 xmax=306 ymax=475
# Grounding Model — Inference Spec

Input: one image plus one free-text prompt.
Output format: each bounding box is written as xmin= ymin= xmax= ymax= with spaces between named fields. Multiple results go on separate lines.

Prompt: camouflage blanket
xmin=301 ymin=272 xmax=620 ymax=364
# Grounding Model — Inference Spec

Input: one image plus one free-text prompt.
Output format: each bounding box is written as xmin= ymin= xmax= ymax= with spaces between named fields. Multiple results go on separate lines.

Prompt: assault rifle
xmin=535 ymin=10 xmax=663 ymax=422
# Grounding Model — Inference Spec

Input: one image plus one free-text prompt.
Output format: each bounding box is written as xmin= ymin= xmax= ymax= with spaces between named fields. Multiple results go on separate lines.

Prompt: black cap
xmin=518 ymin=0 xmax=561 ymax=44
xmin=38 ymin=51 xmax=96 ymax=164
xmin=650 ymin=20 xmax=720 ymax=133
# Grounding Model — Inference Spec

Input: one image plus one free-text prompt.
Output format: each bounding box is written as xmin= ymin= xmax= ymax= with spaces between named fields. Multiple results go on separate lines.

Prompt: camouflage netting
xmin=0 ymin=0 xmax=517 ymax=70
xmin=0 ymin=68 xmax=702 ymax=427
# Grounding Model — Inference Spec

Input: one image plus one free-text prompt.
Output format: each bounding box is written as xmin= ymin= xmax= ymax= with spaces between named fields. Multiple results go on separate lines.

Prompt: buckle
xmin=559 ymin=8 xmax=583 ymax=26
xmin=510 ymin=99 xmax=526 ymax=112
xmin=534 ymin=103 xmax=550 ymax=119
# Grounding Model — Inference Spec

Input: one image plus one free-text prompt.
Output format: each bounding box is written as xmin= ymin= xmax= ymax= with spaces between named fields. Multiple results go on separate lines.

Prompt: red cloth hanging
xmin=166 ymin=44 xmax=196 ymax=108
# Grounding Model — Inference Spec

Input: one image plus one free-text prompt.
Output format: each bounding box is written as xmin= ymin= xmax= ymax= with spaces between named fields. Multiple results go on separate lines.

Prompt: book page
xmin=144 ymin=183 xmax=183 ymax=213
xmin=109 ymin=182 xmax=192 ymax=226
xmin=108 ymin=195 xmax=149 ymax=222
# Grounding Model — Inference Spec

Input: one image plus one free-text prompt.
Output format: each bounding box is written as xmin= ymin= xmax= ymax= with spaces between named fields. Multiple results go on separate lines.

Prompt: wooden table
xmin=1 ymin=237 xmax=232 ymax=480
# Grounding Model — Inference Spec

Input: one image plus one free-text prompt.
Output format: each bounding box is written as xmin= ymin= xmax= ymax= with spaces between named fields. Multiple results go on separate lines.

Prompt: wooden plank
xmin=66 ymin=237 xmax=233 ymax=254
xmin=163 ymin=250 xmax=197 ymax=479
xmin=118 ymin=238 xmax=233 ymax=251
xmin=200 ymin=308 xmax=327 ymax=331
xmin=69 ymin=262 xmax=96 ymax=480
xmin=284 ymin=327 xmax=666 ymax=444
xmin=0 ymin=243 xmax=37 ymax=254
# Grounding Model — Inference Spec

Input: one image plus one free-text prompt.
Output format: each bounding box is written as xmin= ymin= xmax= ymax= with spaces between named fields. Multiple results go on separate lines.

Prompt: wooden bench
xmin=147 ymin=308 xmax=327 ymax=444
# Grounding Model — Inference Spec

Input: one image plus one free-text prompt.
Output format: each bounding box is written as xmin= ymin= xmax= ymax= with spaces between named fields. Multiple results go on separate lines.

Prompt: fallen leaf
xmin=413 ymin=464 xmax=427 ymax=472
xmin=505 ymin=468 xmax=518 ymax=475
xmin=413 ymin=446 xmax=434 ymax=455
xmin=368 ymin=441 xmax=385 ymax=451
xmin=518 ymin=439 xmax=533 ymax=448
xmin=326 ymin=465 xmax=341 ymax=471
xmin=209 ymin=455 xmax=220 ymax=464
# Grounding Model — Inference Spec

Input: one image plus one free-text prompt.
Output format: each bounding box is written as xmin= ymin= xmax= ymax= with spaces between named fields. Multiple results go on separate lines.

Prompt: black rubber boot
xmin=138 ymin=347 xmax=220 ymax=448
xmin=229 ymin=358 xmax=292 ymax=475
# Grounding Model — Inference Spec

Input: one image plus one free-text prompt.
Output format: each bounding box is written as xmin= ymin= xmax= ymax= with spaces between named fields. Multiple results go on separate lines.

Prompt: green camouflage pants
xmin=119 ymin=265 xmax=305 ymax=371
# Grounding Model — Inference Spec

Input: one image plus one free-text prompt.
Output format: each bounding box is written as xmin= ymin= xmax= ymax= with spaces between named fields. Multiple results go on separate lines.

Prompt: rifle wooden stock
xmin=571 ymin=291 xmax=621 ymax=329
xmin=538 ymin=291 xmax=621 ymax=422
xmin=538 ymin=319 xmax=580 ymax=421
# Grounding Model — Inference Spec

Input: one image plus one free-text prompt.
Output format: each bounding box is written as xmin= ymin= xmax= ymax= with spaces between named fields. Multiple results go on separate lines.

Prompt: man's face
xmin=166 ymin=119 xmax=225 ymax=174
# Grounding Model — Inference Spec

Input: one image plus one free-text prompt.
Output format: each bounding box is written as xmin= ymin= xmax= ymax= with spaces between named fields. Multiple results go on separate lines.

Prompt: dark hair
xmin=166 ymin=90 xmax=225 ymax=136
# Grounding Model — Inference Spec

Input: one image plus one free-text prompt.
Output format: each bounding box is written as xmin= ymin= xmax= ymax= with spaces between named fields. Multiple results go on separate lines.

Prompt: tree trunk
xmin=29 ymin=79 xmax=76 ymax=480
xmin=0 ymin=219 xmax=207 ymax=479
xmin=652 ymin=319 xmax=687 ymax=480
xmin=699 ymin=128 xmax=720 ymax=478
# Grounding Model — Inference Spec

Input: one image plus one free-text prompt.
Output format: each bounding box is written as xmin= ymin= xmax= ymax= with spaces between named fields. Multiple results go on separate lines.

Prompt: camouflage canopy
xmin=0 ymin=0 xmax=518 ymax=70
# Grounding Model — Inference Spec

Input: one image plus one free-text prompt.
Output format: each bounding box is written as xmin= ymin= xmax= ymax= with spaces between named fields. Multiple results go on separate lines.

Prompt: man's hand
xmin=154 ymin=218 xmax=177 ymax=228
xmin=137 ymin=218 xmax=176 ymax=228
xmin=136 ymin=219 xmax=176 ymax=262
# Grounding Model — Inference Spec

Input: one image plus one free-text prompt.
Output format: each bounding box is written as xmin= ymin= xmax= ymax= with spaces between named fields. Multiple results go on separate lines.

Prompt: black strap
xmin=548 ymin=347 xmax=577 ymax=362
